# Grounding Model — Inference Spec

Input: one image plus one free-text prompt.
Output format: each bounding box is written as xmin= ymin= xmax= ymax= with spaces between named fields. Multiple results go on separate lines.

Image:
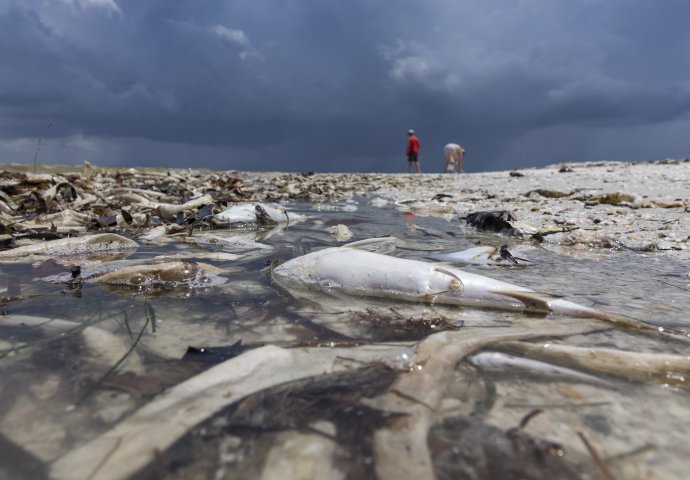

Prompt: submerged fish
xmin=272 ymin=238 xmax=681 ymax=335
xmin=431 ymin=245 xmax=527 ymax=266
xmin=504 ymin=341 xmax=690 ymax=385
xmin=468 ymin=351 xmax=611 ymax=386
xmin=44 ymin=260 xmax=227 ymax=289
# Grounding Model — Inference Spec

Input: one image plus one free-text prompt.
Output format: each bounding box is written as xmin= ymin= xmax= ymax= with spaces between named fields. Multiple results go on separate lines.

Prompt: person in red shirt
xmin=406 ymin=129 xmax=421 ymax=173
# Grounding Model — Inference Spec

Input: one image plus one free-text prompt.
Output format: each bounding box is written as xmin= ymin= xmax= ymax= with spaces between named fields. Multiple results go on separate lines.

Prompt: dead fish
xmin=26 ymin=209 xmax=91 ymax=228
xmin=0 ymin=233 xmax=138 ymax=260
xmin=468 ymin=351 xmax=611 ymax=386
xmin=92 ymin=261 xmax=202 ymax=285
xmin=45 ymin=261 xmax=227 ymax=288
xmin=505 ymin=341 xmax=690 ymax=385
xmin=431 ymin=245 xmax=527 ymax=266
xmin=156 ymin=194 xmax=214 ymax=221
xmin=184 ymin=232 xmax=275 ymax=253
xmin=272 ymin=238 xmax=684 ymax=336
xmin=214 ymin=203 xmax=305 ymax=226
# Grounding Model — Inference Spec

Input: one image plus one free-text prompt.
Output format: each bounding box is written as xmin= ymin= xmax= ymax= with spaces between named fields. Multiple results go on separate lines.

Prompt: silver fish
xmin=468 ymin=351 xmax=611 ymax=386
xmin=272 ymin=238 xmax=682 ymax=335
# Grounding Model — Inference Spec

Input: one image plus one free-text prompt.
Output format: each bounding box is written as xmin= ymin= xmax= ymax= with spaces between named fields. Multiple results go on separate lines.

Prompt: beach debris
xmin=524 ymin=188 xmax=571 ymax=198
xmin=465 ymin=210 xmax=517 ymax=235
xmin=0 ymin=233 xmax=138 ymax=260
xmin=430 ymin=245 xmax=526 ymax=266
xmin=327 ymin=223 xmax=353 ymax=242
xmin=431 ymin=193 xmax=453 ymax=202
xmin=580 ymin=192 xmax=687 ymax=209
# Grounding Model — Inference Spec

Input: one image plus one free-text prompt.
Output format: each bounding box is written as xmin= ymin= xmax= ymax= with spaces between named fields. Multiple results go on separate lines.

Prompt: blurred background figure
xmin=444 ymin=143 xmax=465 ymax=173
xmin=406 ymin=129 xmax=421 ymax=173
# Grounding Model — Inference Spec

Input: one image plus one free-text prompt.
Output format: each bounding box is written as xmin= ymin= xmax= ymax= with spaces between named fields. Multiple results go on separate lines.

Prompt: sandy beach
xmin=225 ymin=158 xmax=690 ymax=256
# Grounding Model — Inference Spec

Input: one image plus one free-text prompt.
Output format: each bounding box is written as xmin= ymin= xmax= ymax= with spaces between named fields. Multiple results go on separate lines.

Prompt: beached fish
xmin=272 ymin=238 xmax=681 ymax=335
xmin=43 ymin=260 xmax=227 ymax=289
xmin=431 ymin=245 xmax=527 ymax=266
xmin=0 ymin=233 xmax=138 ymax=260
xmin=468 ymin=351 xmax=611 ymax=386
xmin=214 ymin=203 xmax=305 ymax=226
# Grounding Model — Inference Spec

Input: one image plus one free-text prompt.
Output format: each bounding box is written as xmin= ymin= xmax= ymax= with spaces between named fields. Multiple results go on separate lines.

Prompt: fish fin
xmin=493 ymin=290 xmax=552 ymax=314
xmin=433 ymin=267 xmax=464 ymax=293
xmin=343 ymin=236 xmax=399 ymax=250
xmin=433 ymin=266 xmax=460 ymax=280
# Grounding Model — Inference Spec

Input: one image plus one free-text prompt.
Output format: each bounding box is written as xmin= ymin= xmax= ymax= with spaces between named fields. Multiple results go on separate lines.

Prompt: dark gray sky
xmin=1 ymin=0 xmax=689 ymax=173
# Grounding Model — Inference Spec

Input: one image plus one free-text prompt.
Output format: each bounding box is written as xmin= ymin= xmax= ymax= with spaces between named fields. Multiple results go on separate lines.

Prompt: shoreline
xmin=2 ymin=158 xmax=689 ymax=257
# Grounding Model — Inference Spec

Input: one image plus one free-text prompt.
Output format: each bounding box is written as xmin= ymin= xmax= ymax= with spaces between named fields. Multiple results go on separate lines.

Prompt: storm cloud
xmin=1 ymin=0 xmax=689 ymax=172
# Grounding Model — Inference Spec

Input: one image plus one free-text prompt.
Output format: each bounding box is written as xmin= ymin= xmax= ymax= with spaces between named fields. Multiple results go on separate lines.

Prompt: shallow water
xmin=0 ymin=199 xmax=688 ymax=479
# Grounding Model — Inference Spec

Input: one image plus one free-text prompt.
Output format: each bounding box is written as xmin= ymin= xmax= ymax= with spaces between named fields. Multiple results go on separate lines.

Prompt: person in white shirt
xmin=443 ymin=143 xmax=465 ymax=173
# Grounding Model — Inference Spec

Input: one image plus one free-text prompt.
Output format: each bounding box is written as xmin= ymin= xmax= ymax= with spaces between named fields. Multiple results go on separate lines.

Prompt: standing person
xmin=443 ymin=143 xmax=465 ymax=173
xmin=406 ymin=129 xmax=421 ymax=173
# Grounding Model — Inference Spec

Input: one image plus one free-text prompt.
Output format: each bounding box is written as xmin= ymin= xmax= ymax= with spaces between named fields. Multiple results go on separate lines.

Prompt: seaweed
xmin=159 ymin=365 xmax=402 ymax=480
xmin=358 ymin=307 xmax=463 ymax=342
xmin=429 ymin=415 xmax=587 ymax=480
xmin=466 ymin=210 xmax=517 ymax=234
xmin=73 ymin=303 xmax=152 ymax=406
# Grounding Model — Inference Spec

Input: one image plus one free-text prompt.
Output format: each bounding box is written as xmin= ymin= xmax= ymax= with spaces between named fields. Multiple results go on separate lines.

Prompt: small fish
xmin=468 ymin=351 xmax=611 ymax=386
xmin=0 ymin=233 xmax=138 ymax=260
xmin=214 ymin=203 xmax=305 ymax=226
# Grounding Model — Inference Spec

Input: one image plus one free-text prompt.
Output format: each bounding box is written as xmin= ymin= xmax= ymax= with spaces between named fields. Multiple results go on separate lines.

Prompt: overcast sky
xmin=1 ymin=0 xmax=689 ymax=173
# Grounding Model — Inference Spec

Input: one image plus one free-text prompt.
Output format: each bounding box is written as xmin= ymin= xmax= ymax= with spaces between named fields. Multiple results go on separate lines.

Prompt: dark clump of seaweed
xmin=155 ymin=365 xmax=402 ymax=480
xmin=358 ymin=307 xmax=462 ymax=342
xmin=429 ymin=414 xmax=591 ymax=480
xmin=465 ymin=210 xmax=517 ymax=235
